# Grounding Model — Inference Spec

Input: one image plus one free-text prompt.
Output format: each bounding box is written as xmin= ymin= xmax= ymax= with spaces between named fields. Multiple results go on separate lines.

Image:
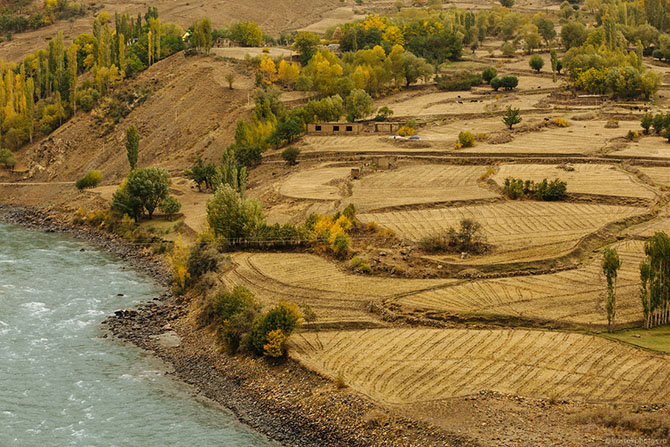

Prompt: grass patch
xmin=604 ymin=326 xmax=670 ymax=353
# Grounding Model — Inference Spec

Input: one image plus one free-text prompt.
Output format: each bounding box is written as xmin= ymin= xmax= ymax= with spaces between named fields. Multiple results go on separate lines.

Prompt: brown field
xmin=358 ymin=202 xmax=646 ymax=260
xmin=222 ymin=252 xmax=454 ymax=326
xmin=290 ymin=327 xmax=670 ymax=404
xmin=639 ymin=166 xmax=670 ymax=186
xmin=297 ymin=6 xmax=366 ymax=34
xmin=211 ymin=47 xmax=296 ymax=60
xmin=279 ymin=165 xmax=353 ymax=200
xmin=492 ymin=164 xmax=657 ymax=199
xmin=346 ymin=164 xmax=498 ymax=211
xmin=462 ymin=120 xmax=641 ymax=155
xmin=611 ymin=136 xmax=670 ymax=159
xmin=395 ymin=240 xmax=645 ymax=326
xmin=297 ymin=134 xmax=442 ymax=153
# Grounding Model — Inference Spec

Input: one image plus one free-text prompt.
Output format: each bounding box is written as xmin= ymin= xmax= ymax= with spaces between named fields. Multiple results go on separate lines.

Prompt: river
xmin=0 ymin=222 xmax=274 ymax=446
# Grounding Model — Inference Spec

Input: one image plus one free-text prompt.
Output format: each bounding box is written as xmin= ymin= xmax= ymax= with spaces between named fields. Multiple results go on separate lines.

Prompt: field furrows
xmin=396 ymin=241 xmax=646 ymax=326
xmin=358 ymin=202 xmax=646 ymax=254
xmin=492 ymin=164 xmax=657 ymax=199
xmin=613 ymin=137 xmax=670 ymax=159
xmin=290 ymin=328 xmax=670 ymax=404
xmin=348 ymin=165 xmax=498 ymax=211
xmin=279 ymin=166 xmax=353 ymax=200
xmin=639 ymin=166 xmax=670 ymax=186
xmin=222 ymin=253 xmax=454 ymax=325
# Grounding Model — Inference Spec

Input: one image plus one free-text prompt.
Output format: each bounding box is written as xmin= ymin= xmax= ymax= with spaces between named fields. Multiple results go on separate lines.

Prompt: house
xmin=307 ymin=122 xmax=363 ymax=135
xmin=374 ymin=122 xmax=401 ymax=134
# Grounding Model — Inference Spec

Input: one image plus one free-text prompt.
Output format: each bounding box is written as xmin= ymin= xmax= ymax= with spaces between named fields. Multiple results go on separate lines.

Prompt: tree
xmin=230 ymin=22 xmax=262 ymax=47
xmin=248 ymin=302 xmax=301 ymax=356
xmin=503 ymin=106 xmax=522 ymax=129
xmin=206 ymin=184 xmax=265 ymax=245
xmin=281 ymin=147 xmax=300 ymax=165
xmin=269 ymin=117 xmax=303 ymax=146
xmin=482 ymin=66 xmax=497 ymax=83
xmin=641 ymin=112 xmax=653 ymax=134
xmin=499 ymin=75 xmax=518 ymax=90
xmin=293 ymin=31 xmax=320 ymax=65
xmin=529 ymin=54 xmax=544 ymax=72
xmin=225 ymin=73 xmax=235 ymax=90
xmin=345 ymin=88 xmax=373 ymax=122
xmin=640 ymin=70 xmax=662 ymax=100
xmin=602 ymin=247 xmax=621 ymax=332
xmin=125 ymin=125 xmax=139 ymax=171
xmin=192 ymin=18 xmax=213 ymax=53
xmin=561 ymin=22 xmax=587 ymax=50
xmin=640 ymin=232 xmax=670 ymax=328
xmin=160 ymin=196 xmax=181 ymax=220
xmin=0 ymin=148 xmax=17 ymax=169
xmin=536 ymin=18 xmax=556 ymax=46
xmin=115 ymin=167 xmax=171 ymax=219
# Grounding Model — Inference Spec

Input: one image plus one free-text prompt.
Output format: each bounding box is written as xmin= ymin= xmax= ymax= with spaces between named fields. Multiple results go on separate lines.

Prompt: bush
xmin=281 ymin=147 xmax=301 ymax=165
xmin=188 ymin=242 xmax=222 ymax=283
xmin=248 ymin=302 xmax=301 ymax=356
xmin=75 ymin=170 xmax=103 ymax=190
xmin=482 ymin=66 xmax=497 ymax=83
xmin=553 ymin=118 xmax=569 ymax=127
xmin=350 ymin=255 xmax=371 ymax=273
xmin=0 ymin=148 xmax=16 ymax=169
xmin=499 ymin=75 xmax=519 ymax=90
xmin=458 ymin=131 xmax=475 ymax=148
xmin=435 ymin=72 xmax=482 ymax=91
xmin=160 ymin=196 xmax=181 ymax=218
xmin=501 ymin=42 xmax=516 ymax=57
xmin=397 ymin=125 xmax=416 ymax=136
xmin=641 ymin=112 xmax=654 ymax=134
xmin=503 ymin=177 xmax=567 ymax=201
xmin=420 ymin=218 xmax=488 ymax=254
xmin=331 ymin=233 xmax=350 ymax=258
xmin=529 ymin=54 xmax=544 ymax=72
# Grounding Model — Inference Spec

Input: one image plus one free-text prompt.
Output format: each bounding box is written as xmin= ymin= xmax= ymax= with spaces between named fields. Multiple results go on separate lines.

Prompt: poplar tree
xmin=126 ymin=125 xmax=139 ymax=171
xmin=640 ymin=232 xmax=670 ymax=328
xmin=602 ymin=248 xmax=621 ymax=332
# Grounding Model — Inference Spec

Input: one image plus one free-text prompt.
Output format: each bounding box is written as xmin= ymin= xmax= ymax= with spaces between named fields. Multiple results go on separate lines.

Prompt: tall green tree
xmin=640 ymin=232 xmax=670 ymax=328
xmin=502 ymin=106 xmax=522 ymax=129
xmin=126 ymin=125 xmax=139 ymax=171
xmin=602 ymin=247 xmax=621 ymax=332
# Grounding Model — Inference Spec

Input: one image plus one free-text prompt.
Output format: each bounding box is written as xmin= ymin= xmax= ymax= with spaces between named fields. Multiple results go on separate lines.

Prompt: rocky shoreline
xmin=1 ymin=205 xmax=474 ymax=447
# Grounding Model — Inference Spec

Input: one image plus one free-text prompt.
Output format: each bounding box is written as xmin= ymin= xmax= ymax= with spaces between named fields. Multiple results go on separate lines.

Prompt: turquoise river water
xmin=0 ymin=222 xmax=274 ymax=446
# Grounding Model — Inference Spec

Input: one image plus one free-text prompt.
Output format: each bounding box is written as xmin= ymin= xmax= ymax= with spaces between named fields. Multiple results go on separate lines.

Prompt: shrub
xmin=553 ymin=118 xmax=569 ymax=127
xmin=160 ymin=196 xmax=181 ymax=219
xmin=641 ymin=112 xmax=654 ymax=134
xmin=397 ymin=125 xmax=416 ymax=136
xmin=248 ymin=302 xmax=301 ymax=356
xmin=0 ymin=148 xmax=16 ymax=169
xmin=187 ymin=241 xmax=221 ymax=284
xmin=331 ymin=232 xmax=350 ymax=258
xmin=281 ymin=147 xmax=301 ymax=165
xmin=75 ymin=170 xmax=103 ymax=190
xmin=604 ymin=119 xmax=619 ymax=129
xmin=503 ymin=177 xmax=567 ymax=201
xmin=335 ymin=374 xmax=347 ymax=389
xmin=529 ymin=54 xmax=544 ymax=72
xmin=626 ymin=130 xmax=641 ymax=141
xmin=420 ymin=218 xmax=488 ymax=254
xmin=350 ymin=255 xmax=371 ymax=273
xmin=435 ymin=72 xmax=482 ymax=91
xmin=458 ymin=131 xmax=475 ymax=148
xmin=202 ymin=286 xmax=261 ymax=353
xmin=490 ymin=76 xmax=502 ymax=91
xmin=374 ymin=106 xmax=394 ymax=121
xmin=501 ymin=42 xmax=516 ymax=57
xmin=482 ymin=66 xmax=497 ymax=83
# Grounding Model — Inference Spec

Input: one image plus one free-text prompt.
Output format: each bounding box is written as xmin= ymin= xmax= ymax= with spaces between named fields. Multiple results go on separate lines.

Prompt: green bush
xmin=0 ymin=148 xmax=16 ymax=169
xmin=350 ymin=255 xmax=371 ymax=273
xmin=75 ymin=170 xmax=103 ymax=190
xmin=529 ymin=54 xmax=544 ymax=72
xmin=503 ymin=177 xmax=567 ymax=201
xmin=248 ymin=302 xmax=301 ymax=356
xmin=499 ymin=75 xmax=519 ymax=90
xmin=187 ymin=240 xmax=222 ymax=282
xmin=458 ymin=131 xmax=475 ymax=148
xmin=331 ymin=233 xmax=350 ymax=258
xmin=160 ymin=196 xmax=181 ymax=219
xmin=482 ymin=66 xmax=497 ymax=83
xmin=281 ymin=147 xmax=301 ymax=165
xmin=435 ymin=72 xmax=482 ymax=91
xmin=641 ymin=112 xmax=653 ymax=134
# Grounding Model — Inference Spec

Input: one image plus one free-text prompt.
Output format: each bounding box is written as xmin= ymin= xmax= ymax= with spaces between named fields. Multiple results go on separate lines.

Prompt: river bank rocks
xmin=1 ymin=205 xmax=474 ymax=447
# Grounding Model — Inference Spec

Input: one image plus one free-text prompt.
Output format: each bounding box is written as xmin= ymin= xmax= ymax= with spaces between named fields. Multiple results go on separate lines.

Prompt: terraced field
xmin=359 ymin=202 xmax=646 ymax=261
xmin=612 ymin=136 xmax=670 ymax=159
xmin=222 ymin=252 xmax=454 ymax=327
xmin=639 ymin=166 xmax=670 ymax=186
xmin=346 ymin=164 xmax=498 ymax=212
xmin=395 ymin=240 xmax=645 ymax=326
xmin=463 ymin=120 xmax=640 ymax=155
xmin=291 ymin=328 xmax=670 ymax=404
xmin=279 ymin=165 xmax=353 ymax=200
xmin=298 ymin=135 xmax=434 ymax=153
xmin=492 ymin=164 xmax=657 ymax=200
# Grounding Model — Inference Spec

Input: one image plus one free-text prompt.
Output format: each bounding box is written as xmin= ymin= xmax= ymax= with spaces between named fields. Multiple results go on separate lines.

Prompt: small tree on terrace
xmin=225 ymin=73 xmax=235 ymax=90
xmin=503 ymin=106 xmax=522 ymax=129
xmin=602 ymin=247 xmax=621 ymax=332
xmin=529 ymin=54 xmax=544 ymax=72
xmin=126 ymin=125 xmax=139 ymax=171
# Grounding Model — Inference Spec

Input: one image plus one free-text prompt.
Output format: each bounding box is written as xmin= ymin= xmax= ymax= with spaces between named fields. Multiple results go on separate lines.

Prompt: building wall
xmin=307 ymin=123 xmax=362 ymax=135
